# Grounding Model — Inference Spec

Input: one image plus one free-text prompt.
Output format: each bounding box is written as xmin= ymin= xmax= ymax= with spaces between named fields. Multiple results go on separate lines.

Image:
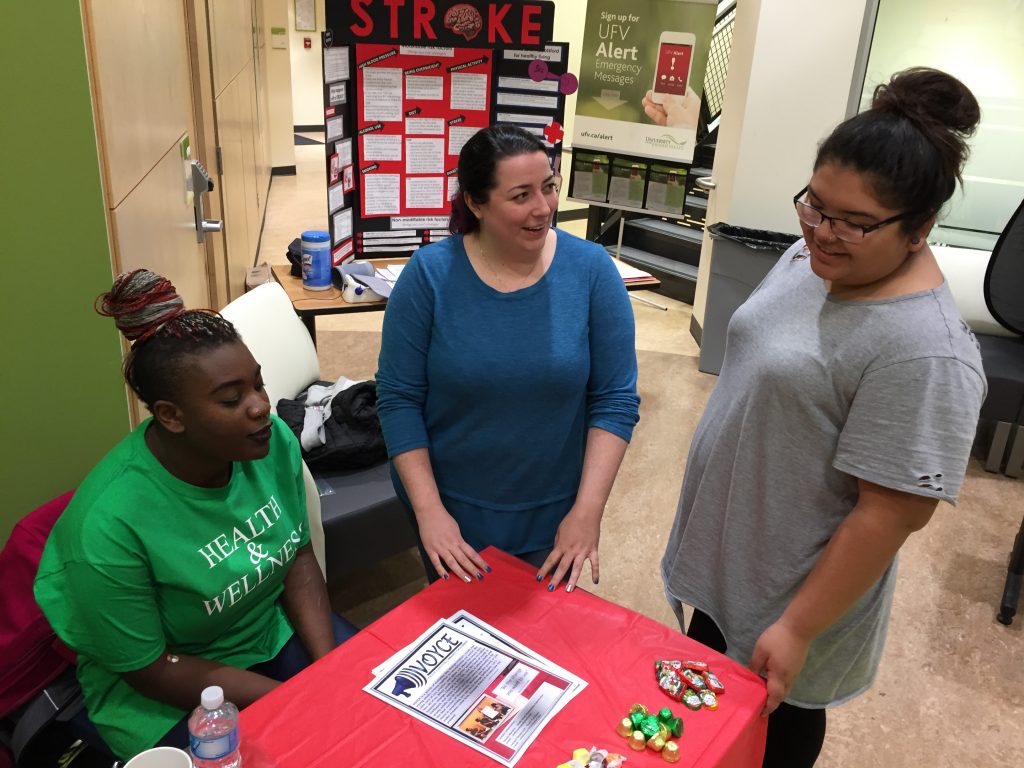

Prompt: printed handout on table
xmin=365 ymin=614 xmax=585 ymax=767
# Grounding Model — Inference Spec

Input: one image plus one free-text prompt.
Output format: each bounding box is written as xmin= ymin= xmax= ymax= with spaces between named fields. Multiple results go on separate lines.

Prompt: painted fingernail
xmin=476 ymin=572 xmax=484 ymax=580
xmin=442 ymin=573 xmax=449 ymax=580
xmin=566 ymin=584 xmax=574 ymax=593
xmin=547 ymin=584 xmax=554 ymax=592
xmin=464 ymin=575 xmax=472 ymax=583
xmin=485 ymin=565 xmax=492 ymax=573
xmin=536 ymin=574 xmax=542 ymax=582
xmin=594 ymin=578 xmax=599 ymax=585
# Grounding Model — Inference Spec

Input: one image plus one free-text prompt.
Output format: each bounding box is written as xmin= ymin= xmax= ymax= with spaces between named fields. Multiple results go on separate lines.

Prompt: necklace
xmin=476 ymin=237 xmax=542 ymax=291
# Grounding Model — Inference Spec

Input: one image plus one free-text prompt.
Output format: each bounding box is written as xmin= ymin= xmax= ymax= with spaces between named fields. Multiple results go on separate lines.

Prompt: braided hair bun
xmin=96 ymin=269 xmax=240 ymax=407
xmin=96 ymin=269 xmax=185 ymax=345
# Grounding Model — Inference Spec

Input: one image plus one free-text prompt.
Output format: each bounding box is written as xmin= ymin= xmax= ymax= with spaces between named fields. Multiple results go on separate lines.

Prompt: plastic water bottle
xmin=188 ymin=686 xmax=242 ymax=768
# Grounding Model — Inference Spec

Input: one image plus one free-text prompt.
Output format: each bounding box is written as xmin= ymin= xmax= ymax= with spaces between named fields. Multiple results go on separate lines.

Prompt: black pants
xmin=686 ymin=609 xmax=826 ymax=768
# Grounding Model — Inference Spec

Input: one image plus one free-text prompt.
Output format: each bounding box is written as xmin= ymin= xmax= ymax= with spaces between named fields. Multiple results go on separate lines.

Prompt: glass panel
xmin=860 ymin=0 xmax=1024 ymax=249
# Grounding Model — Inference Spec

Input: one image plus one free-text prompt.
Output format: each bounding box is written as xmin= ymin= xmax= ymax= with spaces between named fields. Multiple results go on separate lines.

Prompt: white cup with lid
xmin=123 ymin=746 xmax=193 ymax=768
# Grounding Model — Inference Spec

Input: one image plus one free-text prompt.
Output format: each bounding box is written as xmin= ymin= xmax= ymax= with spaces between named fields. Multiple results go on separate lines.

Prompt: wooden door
xmin=82 ymin=0 xmax=213 ymax=310
xmin=209 ymin=0 xmax=267 ymax=300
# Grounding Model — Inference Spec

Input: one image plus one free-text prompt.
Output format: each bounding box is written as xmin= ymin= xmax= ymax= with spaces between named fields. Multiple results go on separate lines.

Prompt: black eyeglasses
xmin=792 ymin=186 xmax=919 ymax=244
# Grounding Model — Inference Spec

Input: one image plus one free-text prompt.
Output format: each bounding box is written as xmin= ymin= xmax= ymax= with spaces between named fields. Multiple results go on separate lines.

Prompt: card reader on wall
xmin=333 ymin=261 xmax=393 ymax=303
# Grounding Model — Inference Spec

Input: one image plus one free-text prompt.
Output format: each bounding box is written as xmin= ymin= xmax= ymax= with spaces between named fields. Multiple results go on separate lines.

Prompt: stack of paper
xmin=612 ymin=259 xmax=654 ymax=282
xmin=365 ymin=611 xmax=586 ymax=766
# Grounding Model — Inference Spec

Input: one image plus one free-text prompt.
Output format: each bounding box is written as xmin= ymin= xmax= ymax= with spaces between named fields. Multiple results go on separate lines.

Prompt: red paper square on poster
xmin=342 ymin=165 xmax=354 ymax=193
xmin=355 ymin=44 xmax=492 ymax=219
xmin=329 ymin=153 xmax=340 ymax=184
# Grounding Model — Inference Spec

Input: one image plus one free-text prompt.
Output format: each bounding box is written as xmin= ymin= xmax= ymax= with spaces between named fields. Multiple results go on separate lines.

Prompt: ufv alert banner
xmin=573 ymin=0 xmax=717 ymax=164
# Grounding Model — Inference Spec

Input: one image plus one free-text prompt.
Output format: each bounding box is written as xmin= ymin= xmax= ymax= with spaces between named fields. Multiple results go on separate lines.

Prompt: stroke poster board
xmin=366 ymin=612 xmax=586 ymax=766
xmin=573 ymin=0 xmax=717 ymax=164
xmin=325 ymin=0 xmax=571 ymax=261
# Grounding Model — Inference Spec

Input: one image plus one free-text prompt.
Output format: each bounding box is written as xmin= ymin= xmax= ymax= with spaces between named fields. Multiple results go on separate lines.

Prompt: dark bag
xmin=0 ymin=492 xmax=116 ymax=767
xmin=277 ymin=381 xmax=388 ymax=470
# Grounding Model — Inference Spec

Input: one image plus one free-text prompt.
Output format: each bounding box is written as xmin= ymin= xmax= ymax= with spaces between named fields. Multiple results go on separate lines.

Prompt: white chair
xmin=221 ymin=282 xmax=419 ymax=584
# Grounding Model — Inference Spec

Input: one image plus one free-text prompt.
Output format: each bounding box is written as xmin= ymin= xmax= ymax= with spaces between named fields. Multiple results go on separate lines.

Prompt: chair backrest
xmin=985 ymin=195 xmax=1024 ymax=336
xmin=220 ymin=282 xmax=321 ymax=408
xmin=0 ymin=491 xmax=76 ymax=718
xmin=220 ymin=283 xmax=327 ymax=577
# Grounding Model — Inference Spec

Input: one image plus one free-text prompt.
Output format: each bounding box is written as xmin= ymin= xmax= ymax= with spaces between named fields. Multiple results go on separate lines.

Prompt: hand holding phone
xmin=651 ymin=31 xmax=695 ymax=105
xmin=643 ymin=86 xmax=700 ymax=129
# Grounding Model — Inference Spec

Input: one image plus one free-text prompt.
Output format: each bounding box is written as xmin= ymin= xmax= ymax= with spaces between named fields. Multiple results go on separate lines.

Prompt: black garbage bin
xmin=698 ymin=223 xmax=800 ymax=375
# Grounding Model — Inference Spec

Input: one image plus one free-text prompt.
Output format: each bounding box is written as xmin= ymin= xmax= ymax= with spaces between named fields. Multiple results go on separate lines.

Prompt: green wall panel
xmin=0 ymin=4 xmax=128 ymax=544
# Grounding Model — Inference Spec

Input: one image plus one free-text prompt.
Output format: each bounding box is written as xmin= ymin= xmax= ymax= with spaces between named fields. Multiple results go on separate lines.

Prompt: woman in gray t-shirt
xmin=662 ymin=68 xmax=986 ymax=768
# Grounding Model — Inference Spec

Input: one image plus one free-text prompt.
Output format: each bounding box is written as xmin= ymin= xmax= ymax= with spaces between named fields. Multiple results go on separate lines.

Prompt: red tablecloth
xmin=239 ymin=549 xmax=766 ymax=767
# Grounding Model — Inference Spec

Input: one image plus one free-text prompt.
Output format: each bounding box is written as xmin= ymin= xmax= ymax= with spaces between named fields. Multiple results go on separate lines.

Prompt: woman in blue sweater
xmin=376 ymin=126 xmax=640 ymax=591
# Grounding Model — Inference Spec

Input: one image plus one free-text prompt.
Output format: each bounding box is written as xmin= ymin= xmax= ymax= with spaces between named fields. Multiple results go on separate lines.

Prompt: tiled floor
xmin=259 ymin=137 xmax=1024 ymax=766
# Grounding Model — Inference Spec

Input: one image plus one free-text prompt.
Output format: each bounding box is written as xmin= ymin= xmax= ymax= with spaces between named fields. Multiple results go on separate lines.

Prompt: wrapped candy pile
xmin=654 ymin=660 xmax=724 ymax=711
xmin=556 ymin=746 xmax=627 ymax=768
xmin=613 ymin=704 xmax=682 ymax=762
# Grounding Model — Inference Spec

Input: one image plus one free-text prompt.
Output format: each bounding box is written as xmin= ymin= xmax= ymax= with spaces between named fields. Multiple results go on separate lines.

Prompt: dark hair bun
xmin=872 ymin=67 xmax=980 ymax=175
xmin=96 ymin=269 xmax=184 ymax=343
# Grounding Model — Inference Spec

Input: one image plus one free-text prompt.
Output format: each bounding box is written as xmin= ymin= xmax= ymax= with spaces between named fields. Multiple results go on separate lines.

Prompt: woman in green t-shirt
xmin=34 ymin=270 xmax=357 ymax=760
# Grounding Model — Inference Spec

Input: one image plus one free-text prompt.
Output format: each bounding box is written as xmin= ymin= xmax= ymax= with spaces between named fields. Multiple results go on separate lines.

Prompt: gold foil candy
xmin=646 ymin=734 xmax=667 ymax=752
xmin=662 ymin=741 xmax=681 ymax=763
xmin=628 ymin=731 xmax=647 ymax=751
xmin=616 ymin=717 xmax=634 ymax=738
xmin=629 ymin=703 xmax=649 ymax=716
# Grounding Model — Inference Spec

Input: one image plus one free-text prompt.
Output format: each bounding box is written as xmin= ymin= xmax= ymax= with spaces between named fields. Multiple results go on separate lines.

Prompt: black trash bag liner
xmin=707 ymin=222 xmax=800 ymax=252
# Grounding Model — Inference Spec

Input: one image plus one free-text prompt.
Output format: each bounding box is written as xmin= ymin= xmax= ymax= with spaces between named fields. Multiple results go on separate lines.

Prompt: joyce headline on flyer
xmin=573 ymin=0 xmax=717 ymax=164
xmin=366 ymin=616 xmax=584 ymax=766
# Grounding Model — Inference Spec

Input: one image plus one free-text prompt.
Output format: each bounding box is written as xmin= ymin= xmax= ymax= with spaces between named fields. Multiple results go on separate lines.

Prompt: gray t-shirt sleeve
xmin=833 ymin=356 xmax=985 ymax=503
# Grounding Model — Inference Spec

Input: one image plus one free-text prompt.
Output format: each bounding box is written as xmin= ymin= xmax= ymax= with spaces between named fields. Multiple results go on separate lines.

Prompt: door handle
xmin=695 ymin=176 xmax=716 ymax=191
xmin=191 ymin=159 xmax=222 ymax=243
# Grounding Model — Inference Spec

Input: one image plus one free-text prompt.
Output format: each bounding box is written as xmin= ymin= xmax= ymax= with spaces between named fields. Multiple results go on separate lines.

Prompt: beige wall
xmin=554 ymin=0 xmax=587 ymax=211
xmin=692 ymin=0 xmax=871 ymax=325
xmin=289 ymin=0 xmax=326 ymax=127
xmin=264 ymin=0 xmax=297 ymax=167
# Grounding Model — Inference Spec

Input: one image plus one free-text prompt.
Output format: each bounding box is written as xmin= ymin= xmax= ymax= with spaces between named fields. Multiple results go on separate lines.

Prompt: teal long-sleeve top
xmin=375 ymin=229 xmax=640 ymax=555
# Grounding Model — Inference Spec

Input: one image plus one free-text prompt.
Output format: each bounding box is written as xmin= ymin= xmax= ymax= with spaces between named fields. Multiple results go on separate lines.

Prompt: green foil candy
xmin=640 ymin=715 xmax=661 ymax=740
xmin=666 ymin=716 xmax=684 ymax=738
xmin=629 ymin=711 xmax=646 ymax=730
xmin=658 ymin=707 xmax=673 ymax=723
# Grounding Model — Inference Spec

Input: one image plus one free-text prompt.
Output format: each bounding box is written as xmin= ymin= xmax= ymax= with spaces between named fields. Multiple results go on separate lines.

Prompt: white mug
xmin=123 ymin=746 xmax=193 ymax=768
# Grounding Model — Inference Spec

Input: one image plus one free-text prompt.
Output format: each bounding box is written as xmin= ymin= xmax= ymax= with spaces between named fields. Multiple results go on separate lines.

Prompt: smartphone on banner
xmin=651 ymin=31 xmax=695 ymax=105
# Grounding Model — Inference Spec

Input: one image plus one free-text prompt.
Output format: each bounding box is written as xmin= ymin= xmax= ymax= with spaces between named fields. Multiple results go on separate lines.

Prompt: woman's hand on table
xmin=416 ymin=504 xmax=490 ymax=583
xmin=537 ymin=507 xmax=601 ymax=593
xmin=748 ymin=618 xmax=812 ymax=716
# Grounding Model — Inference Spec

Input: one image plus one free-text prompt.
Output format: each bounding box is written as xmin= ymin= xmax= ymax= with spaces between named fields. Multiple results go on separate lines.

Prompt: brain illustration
xmin=444 ymin=4 xmax=483 ymax=41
